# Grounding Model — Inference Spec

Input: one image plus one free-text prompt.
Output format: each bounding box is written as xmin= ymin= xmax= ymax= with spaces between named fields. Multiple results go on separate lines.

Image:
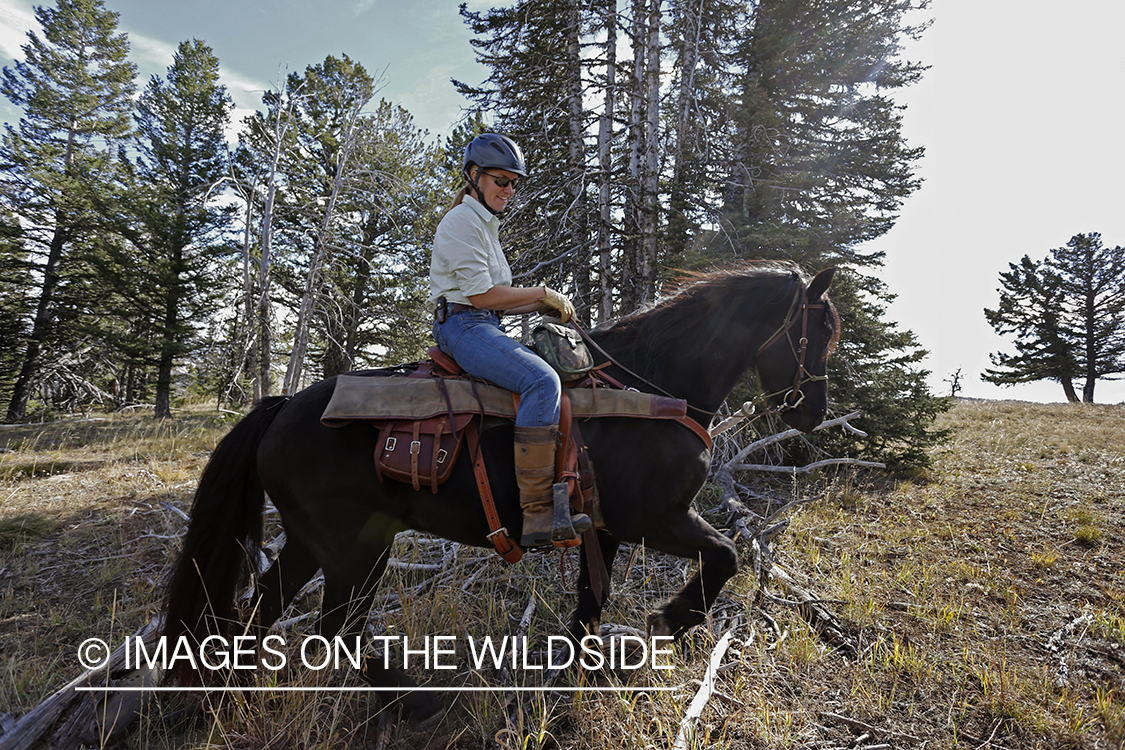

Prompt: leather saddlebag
xmin=374 ymin=413 xmax=475 ymax=493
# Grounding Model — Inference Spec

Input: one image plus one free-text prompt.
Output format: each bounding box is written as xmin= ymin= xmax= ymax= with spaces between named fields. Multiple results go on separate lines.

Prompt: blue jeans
xmin=433 ymin=309 xmax=561 ymax=427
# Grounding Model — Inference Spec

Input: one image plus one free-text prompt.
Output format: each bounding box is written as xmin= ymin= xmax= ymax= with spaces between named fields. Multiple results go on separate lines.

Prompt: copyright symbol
xmin=77 ymin=638 xmax=110 ymax=670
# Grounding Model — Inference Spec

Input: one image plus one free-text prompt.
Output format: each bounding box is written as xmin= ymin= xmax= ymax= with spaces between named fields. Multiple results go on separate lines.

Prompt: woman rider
xmin=429 ymin=133 xmax=591 ymax=547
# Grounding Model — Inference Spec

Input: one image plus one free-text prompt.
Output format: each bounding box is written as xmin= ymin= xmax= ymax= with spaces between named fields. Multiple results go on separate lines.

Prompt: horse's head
xmin=755 ymin=267 xmax=839 ymax=432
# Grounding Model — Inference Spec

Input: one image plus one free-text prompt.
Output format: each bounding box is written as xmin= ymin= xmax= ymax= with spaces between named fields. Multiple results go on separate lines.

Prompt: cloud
xmin=0 ymin=1 xmax=35 ymax=61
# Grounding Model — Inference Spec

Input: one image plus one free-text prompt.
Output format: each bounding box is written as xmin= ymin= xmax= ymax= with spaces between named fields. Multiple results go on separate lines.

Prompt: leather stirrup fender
xmin=465 ymin=420 xmax=523 ymax=564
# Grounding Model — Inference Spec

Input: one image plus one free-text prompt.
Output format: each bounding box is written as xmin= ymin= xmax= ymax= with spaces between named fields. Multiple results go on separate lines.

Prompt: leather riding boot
xmin=514 ymin=425 xmax=591 ymax=547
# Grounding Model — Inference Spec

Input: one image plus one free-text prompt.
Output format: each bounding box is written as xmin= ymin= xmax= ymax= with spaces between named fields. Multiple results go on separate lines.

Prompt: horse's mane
xmin=591 ymin=261 xmax=808 ymax=370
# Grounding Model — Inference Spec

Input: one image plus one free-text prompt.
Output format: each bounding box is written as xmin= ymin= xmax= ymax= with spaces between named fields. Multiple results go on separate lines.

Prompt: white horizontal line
xmin=75 ymin=685 xmax=680 ymax=693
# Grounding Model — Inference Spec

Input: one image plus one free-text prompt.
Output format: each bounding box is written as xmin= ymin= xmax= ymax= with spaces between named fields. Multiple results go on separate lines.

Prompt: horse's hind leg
xmin=640 ymin=509 xmax=738 ymax=639
xmin=316 ymin=536 xmax=443 ymax=722
xmin=252 ymin=534 xmax=320 ymax=635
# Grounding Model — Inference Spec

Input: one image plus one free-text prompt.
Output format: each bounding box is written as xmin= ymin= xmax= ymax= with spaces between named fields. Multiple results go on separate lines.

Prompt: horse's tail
xmin=162 ymin=396 xmax=288 ymax=684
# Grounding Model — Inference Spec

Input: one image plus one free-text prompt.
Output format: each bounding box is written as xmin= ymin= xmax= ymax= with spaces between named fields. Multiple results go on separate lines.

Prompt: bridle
xmin=755 ymin=283 xmax=829 ymax=412
xmin=569 ymin=278 xmax=830 ymax=423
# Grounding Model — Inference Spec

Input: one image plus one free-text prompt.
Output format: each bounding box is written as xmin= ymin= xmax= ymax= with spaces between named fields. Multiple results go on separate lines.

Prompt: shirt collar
xmin=464 ymin=195 xmax=501 ymax=226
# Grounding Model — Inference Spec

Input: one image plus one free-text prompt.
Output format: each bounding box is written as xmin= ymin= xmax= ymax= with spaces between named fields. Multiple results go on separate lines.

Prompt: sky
xmin=0 ymin=0 xmax=1123 ymax=404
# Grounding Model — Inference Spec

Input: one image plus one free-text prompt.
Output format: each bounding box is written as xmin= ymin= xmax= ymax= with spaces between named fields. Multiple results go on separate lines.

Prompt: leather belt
xmin=433 ymin=296 xmax=476 ymax=323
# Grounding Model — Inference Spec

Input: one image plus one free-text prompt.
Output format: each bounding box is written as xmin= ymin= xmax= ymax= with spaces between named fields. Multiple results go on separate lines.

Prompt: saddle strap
xmin=569 ymin=423 xmax=609 ymax=607
xmin=464 ymin=419 xmax=523 ymax=564
xmin=410 ymin=420 xmax=422 ymax=491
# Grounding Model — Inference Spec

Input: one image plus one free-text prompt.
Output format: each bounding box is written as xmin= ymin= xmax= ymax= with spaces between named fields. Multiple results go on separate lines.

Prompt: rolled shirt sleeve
xmin=429 ymin=196 xmax=513 ymax=306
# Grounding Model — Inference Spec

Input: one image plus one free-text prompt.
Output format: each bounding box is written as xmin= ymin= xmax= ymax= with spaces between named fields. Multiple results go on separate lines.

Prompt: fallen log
xmin=0 ymin=618 xmax=162 ymax=750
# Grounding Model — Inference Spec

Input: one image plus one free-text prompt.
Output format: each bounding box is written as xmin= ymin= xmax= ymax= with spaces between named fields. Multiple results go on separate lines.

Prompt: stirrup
xmin=550 ymin=482 xmax=591 ymax=547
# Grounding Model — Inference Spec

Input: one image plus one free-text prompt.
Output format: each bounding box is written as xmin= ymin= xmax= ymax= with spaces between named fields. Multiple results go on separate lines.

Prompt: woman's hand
xmin=539 ymin=287 xmax=575 ymax=324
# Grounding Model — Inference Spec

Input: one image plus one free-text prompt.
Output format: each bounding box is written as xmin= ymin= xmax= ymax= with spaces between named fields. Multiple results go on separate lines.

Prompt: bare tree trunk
xmin=597 ymin=0 xmax=618 ymax=323
xmin=641 ymin=0 xmax=662 ymax=302
xmin=255 ymin=88 xmax=300 ymax=399
xmin=565 ymin=0 xmax=591 ymax=320
xmin=242 ymin=184 xmax=259 ymax=403
xmin=1083 ymin=291 xmax=1097 ymax=403
xmin=622 ymin=0 xmax=648 ymax=314
xmin=1061 ymin=378 xmax=1080 ymax=403
xmin=258 ymin=181 xmax=276 ymax=398
xmin=668 ymin=0 xmax=703 ymax=258
xmin=153 ymin=237 xmax=182 ymax=419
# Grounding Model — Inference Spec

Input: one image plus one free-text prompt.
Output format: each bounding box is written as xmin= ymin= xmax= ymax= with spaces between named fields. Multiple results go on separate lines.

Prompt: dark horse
xmin=163 ymin=263 xmax=838 ymax=711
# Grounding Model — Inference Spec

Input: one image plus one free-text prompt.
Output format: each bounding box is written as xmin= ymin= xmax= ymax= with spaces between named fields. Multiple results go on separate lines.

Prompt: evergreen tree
xmin=718 ymin=0 xmax=943 ymax=465
xmin=820 ymin=273 xmax=950 ymax=468
xmin=0 ymin=211 xmax=32 ymax=403
xmin=237 ymin=57 xmax=447 ymax=393
xmin=456 ymin=0 xmax=594 ymax=312
xmin=0 ymin=0 xmax=137 ymax=420
xmin=458 ymin=0 xmax=947 ymax=467
xmin=275 ymin=54 xmax=375 ymax=393
xmin=664 ymin=0 xmax=745 ymax=265
xmin=983 ymin=255 xmax=1079 ymax=401
xmin=725 ymin=0 xmax=927 ymax=266
xmin=317 ymin=100 xmax=447 ymax=375
xmin=985 ymin=233 xmax=1125 ymax=403
xmin=124 ymin=39 xmax=235 ymax=418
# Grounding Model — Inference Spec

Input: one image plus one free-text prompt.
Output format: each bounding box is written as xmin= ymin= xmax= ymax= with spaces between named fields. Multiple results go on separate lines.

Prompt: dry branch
xmin=820 ymin=711 xmax=922 ymax=745
xmin=728 ymin=457 xmax=887 ymax=475
xmin=671 ymin=630 xmax=734 ymax=750
xmin=718 ymin=410 xmax=884 ymax=475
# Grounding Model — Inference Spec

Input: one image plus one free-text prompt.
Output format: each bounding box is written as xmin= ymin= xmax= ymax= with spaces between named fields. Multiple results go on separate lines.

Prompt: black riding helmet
xmin=463 ymin=133 xmax=526 ymax=213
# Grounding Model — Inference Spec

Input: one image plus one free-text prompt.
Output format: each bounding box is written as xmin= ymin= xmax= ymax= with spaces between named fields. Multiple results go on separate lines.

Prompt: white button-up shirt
xmin=429 ymin=195 xmax=512 ymax=307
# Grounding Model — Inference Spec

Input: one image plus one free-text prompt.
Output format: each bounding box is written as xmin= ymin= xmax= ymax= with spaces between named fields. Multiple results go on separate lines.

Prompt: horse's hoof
xmin=646 ymin=611 xmax=673 ymax=639
xmin=400 ymin=691 xmax=444 ymax=728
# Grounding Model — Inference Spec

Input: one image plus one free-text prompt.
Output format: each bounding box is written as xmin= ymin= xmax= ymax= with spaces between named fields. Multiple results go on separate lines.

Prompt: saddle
xmin=322 ymin=346 xmax=711 ymax=572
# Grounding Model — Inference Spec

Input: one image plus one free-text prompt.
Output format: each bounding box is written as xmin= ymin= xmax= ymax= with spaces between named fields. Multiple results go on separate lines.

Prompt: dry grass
xmin=1 ymin=399 xmax=1123 ymax=748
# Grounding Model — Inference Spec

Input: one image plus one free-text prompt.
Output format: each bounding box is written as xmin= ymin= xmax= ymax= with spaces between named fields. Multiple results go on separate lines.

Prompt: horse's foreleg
xmin=640 ymin=510 xmax=738 ymax=639
xmin=568 ymin=530 xmax=620 ymax=640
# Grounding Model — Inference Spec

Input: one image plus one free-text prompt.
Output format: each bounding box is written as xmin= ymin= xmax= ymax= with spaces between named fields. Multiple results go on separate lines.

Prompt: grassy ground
xmin=0 ymin=399 xmax=1123 ymax=748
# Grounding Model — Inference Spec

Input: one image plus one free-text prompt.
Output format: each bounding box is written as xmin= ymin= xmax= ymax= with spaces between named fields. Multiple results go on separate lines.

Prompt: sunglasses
xmin=482 ymin=172 xmax=520 ymax=190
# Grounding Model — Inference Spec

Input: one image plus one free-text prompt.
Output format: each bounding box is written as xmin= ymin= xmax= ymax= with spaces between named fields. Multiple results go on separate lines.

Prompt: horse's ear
xmin=807 ymin=267 xmax=836 ymax=302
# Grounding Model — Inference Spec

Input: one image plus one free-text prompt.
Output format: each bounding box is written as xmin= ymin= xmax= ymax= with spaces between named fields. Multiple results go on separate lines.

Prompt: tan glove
xmin=539 ymin=286 xmax=575 ymax=324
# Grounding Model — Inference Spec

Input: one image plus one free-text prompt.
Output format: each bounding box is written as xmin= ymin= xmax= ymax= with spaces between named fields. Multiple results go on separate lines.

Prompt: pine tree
xmin=724 ymin=0 xmax=927 ymax=265
xmin=0 ymin=211 xmax=32 ymax=402
xmin=317 ymin=100 xmax=447 ymax=375
xmin=1 ymin=0 xmax=137 ymax=420
xmin=124 ymin=39 xmax=235 ymax=418
xmin=985 ymin=233 xmax=1125 ymax=403
xmin=458 ymin=0 xmax=946 ymax=466
xmin=276 ymin=54 xmax=375 ymax=394
xmin=238 ymin=57 xmax=447 ymax=392
xmin=456 ymin=0 xmax=595 ymax=312
xmin=718 ymin=0 xmax=944 ymax=465
xmin=983 ymin=255 xmax=1079 ymax=401
xmin=664 ymin=0 xmax=745 ymax=265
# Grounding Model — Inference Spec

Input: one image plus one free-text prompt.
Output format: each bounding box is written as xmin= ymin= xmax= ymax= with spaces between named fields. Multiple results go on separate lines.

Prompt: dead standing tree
xmin=280 ymin=87 xmax=373 ymax=395
xmin=233 ymin=75 xmax=304 ymax=400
